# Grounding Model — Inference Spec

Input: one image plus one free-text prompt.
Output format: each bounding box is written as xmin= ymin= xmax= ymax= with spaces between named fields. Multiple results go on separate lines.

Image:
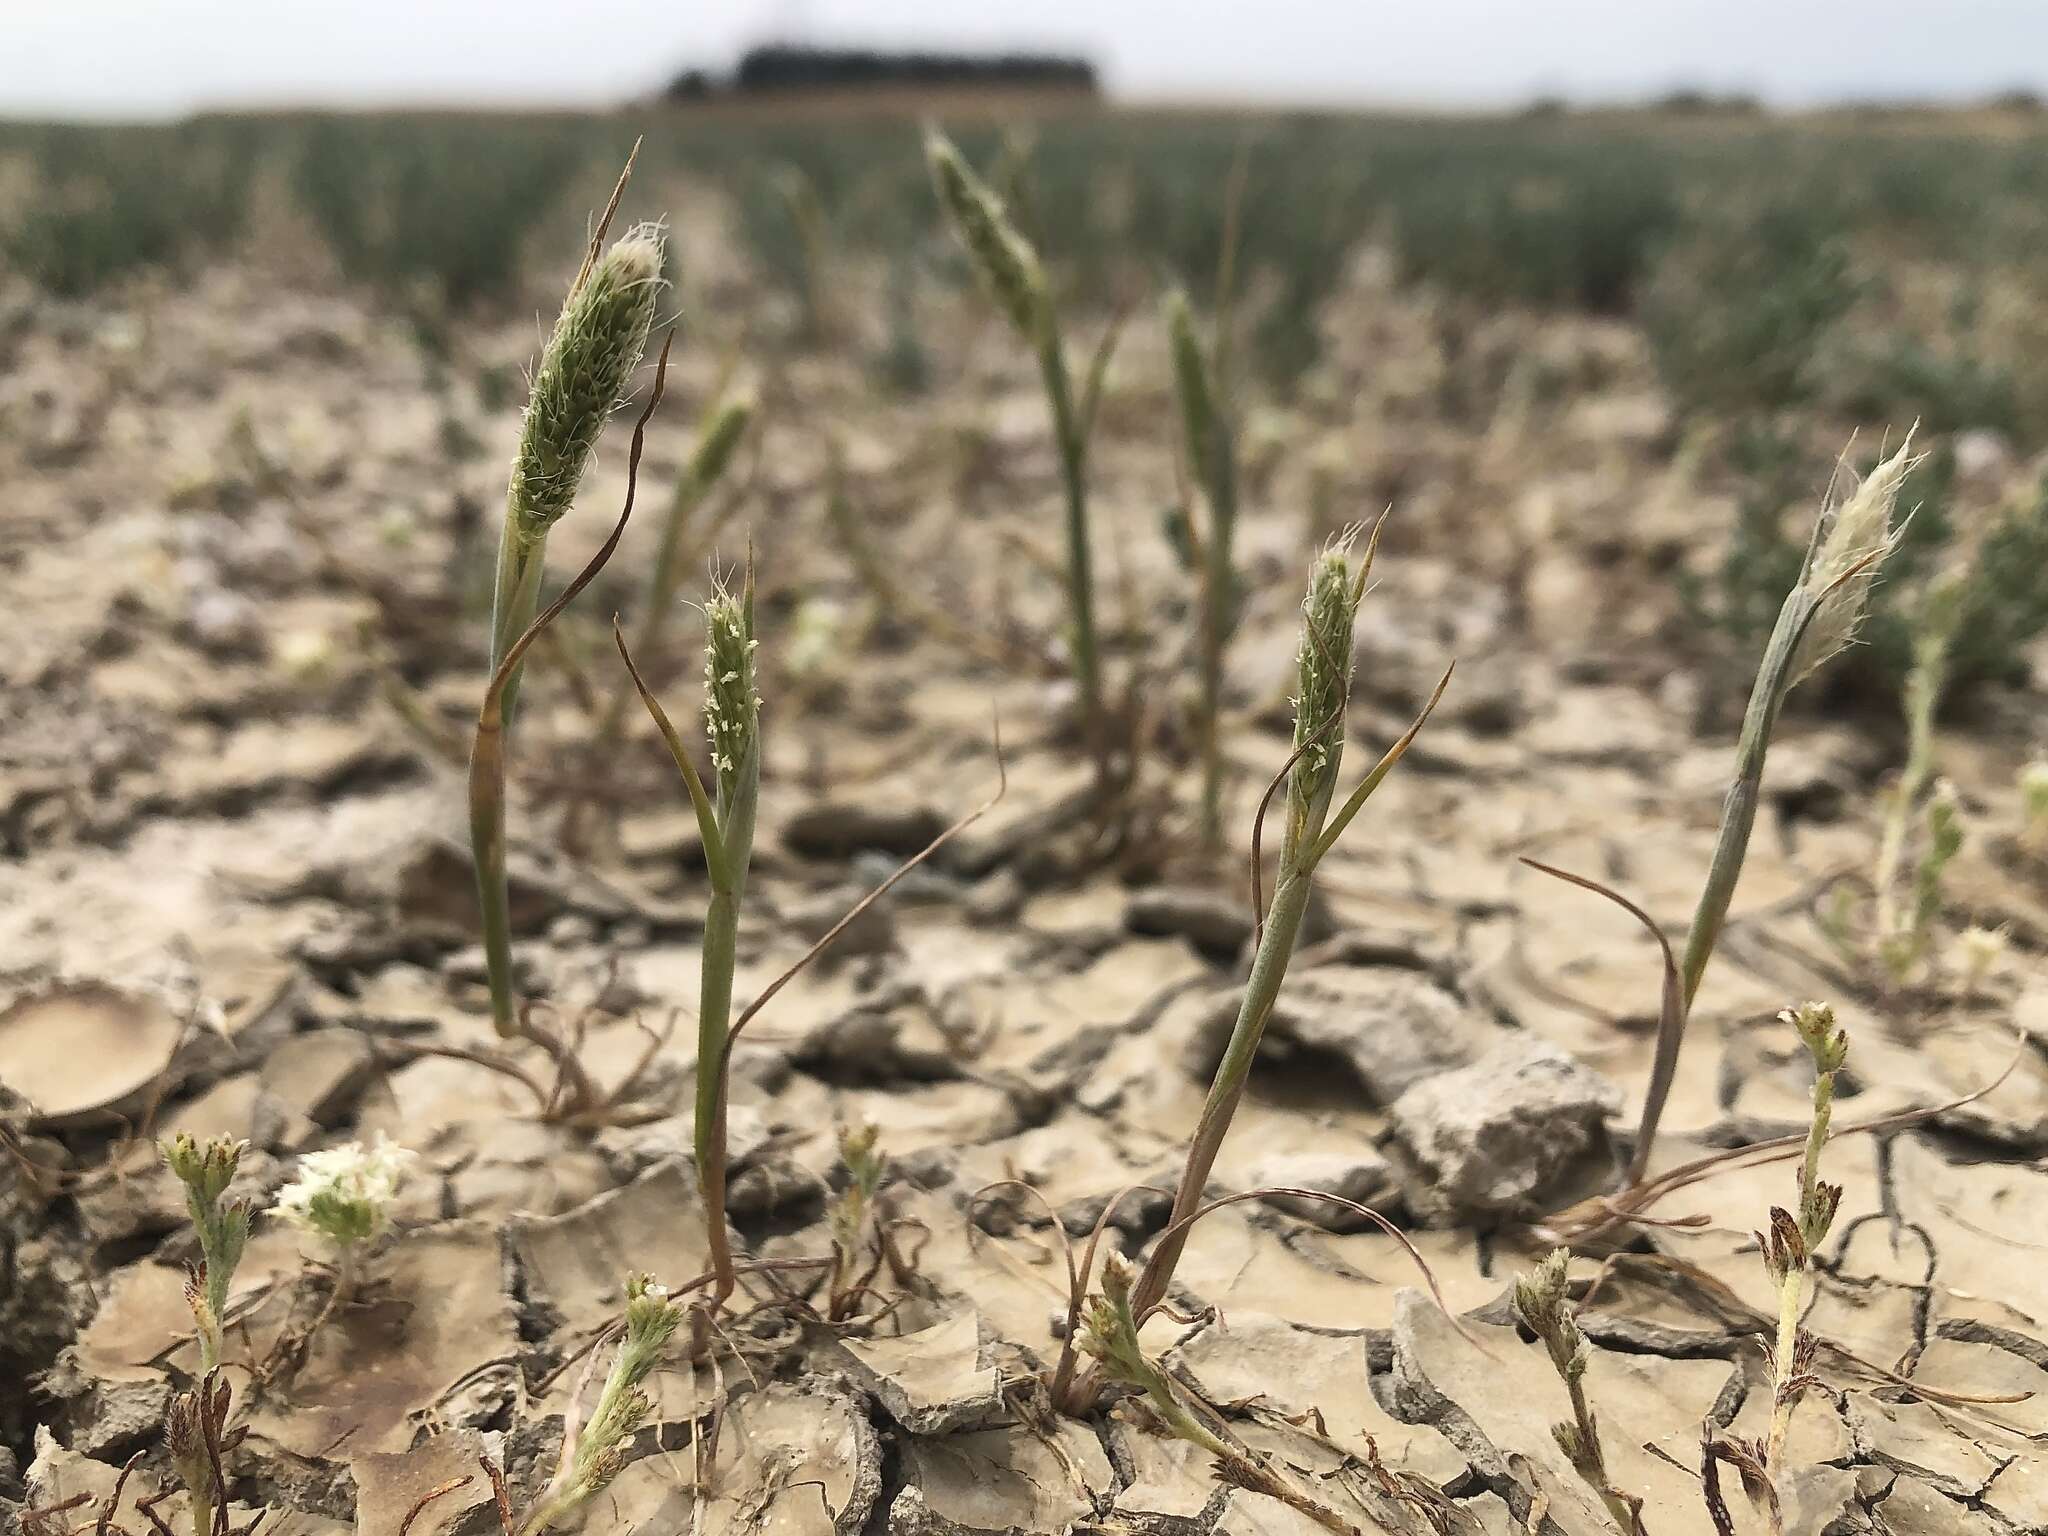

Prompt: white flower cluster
xmin=271 ymin=1134 xmax=415 ymax=1250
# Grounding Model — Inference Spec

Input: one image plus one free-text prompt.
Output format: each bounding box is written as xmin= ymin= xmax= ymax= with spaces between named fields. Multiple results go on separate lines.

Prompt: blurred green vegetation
xmin=6 ymin=104 xmax=2046 ymax=707
xmin=5 ymin=107 xmax=2046 ymax=424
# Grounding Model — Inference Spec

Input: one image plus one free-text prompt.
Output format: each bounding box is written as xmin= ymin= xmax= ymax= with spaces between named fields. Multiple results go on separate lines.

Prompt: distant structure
xmin=665 ymin=44 xmax=1099 ymax=102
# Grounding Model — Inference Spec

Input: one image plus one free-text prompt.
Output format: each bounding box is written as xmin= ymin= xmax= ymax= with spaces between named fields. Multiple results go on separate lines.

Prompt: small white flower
xmin=1953 ymin=925 xmax=2009 ymax=987
xmin=271 ymin=1134 xmax=414 ymax=1250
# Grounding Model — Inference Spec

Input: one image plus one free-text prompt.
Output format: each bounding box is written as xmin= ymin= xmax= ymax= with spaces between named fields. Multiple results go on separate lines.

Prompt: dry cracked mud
xmin=4 ymin=230 xmax=2047 ymax=1535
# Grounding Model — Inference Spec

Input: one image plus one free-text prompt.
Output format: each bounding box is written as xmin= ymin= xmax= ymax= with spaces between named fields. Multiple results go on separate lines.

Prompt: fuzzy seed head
xmin=703 ymin=580 xmax=760 ymax=812
xmin=163 ymin=1134 xmax=246 ymax=1206
xmin=507 ymin=224 xmax=666 ymax=545
xmin=1165 ymin=287 xmax=1218 ymax=484
xmin=1761 ymin=1205 xmax=1805 ymax=1283
xmin=926 ymin=132 xmax=1046 ymax=342
xmin=1781 ymin=1001 xmax=1848 ymax=1076
xmin=1290 ymin=543 xmax=1363 ymax=817
xmin=689 ymin=392 xmax=755 ymax=492
xmin=1100 ymin=1247 xmax=1137 ymax=1305
xmin=1514 ymin=1248 xmax=1589 ymax=1383
xmin=1803 ymin=1181 xmax=1843 ymax=1252
xmin=622 ymin=1272 xmax=683 ymax=1363
xmin=1078 ymin=1249 xmax=1145 ymax=1380
xmin=838 ymin=1121 xmax=884 ymax=1196
xmin=1790 ymin=438 xmax=1916 ymax=684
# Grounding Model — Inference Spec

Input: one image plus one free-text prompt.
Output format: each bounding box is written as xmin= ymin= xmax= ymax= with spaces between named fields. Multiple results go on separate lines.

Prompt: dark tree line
xmin=668 ymin=45 xmax=1098 ymax=100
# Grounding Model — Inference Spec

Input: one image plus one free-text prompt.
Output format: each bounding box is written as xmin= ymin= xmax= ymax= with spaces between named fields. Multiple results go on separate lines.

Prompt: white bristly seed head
xmin=1790 ymin=437 xmax=1916 ymax=684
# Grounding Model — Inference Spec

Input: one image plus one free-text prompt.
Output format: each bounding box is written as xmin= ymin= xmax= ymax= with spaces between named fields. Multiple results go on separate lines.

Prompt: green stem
xmin=1038 ymin=329 xmax=1101 ymax=758
xmin=1197 ymin=430 xmax=1237 ymax=851
xmin=1644 ymin=582 xmax=1816 ymax=1186
xmin=1765 ymin=1264 xmax=1807 ymax=1468
xmin=695 ymin=888 xmax=739 ymax=1171
xmin=696 ymin=732 xmax=756 ymax=1303
xmin=1875 ymin=643 xmax=1945 ymax=956
xmin=490 ymin=527 xmax=548 ymax=719
xmin=1799 ymin=1070 xmax=1835 ymax=1233
xmin=477 ymin=527 xmax=546 ymax=1038
xmin=472 ymin=771 xmax=518 ymax=1038
xmin=1129 ymin=863 xmax=1315 ymax=1324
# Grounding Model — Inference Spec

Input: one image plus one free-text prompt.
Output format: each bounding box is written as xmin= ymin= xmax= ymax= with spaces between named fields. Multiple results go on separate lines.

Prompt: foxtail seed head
xmin=508 ymin=224 xmax=666 ymax=545
xmin=1790 ymin=437 xmax=1916 ymax=684
xmin=688 ymin=391 xmax=755 ymax=492
xmin=1290 ymin=541 xmax=1365 ymax=820
xmin=926 ymin=131 xmax=1047 ymax=342
xmin=1165 ymin=288 xmax=1218 ymax=486
xmin=704 ymin=575 xmax=760 ymax=812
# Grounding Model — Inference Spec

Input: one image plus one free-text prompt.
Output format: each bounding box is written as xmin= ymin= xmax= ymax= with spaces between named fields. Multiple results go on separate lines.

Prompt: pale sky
xmin=4 ymin=1 xmax=2044 ymax=120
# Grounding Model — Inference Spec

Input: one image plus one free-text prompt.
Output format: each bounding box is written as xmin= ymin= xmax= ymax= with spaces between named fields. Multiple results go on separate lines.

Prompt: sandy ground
xmin=3 ymin=239 xmax=2047 ymax=1536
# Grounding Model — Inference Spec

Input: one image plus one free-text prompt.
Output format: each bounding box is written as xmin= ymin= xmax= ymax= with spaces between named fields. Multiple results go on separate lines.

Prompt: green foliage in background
xmin=289 ymin=115 xmax=595 ymax=309
xmin=0 ymin=120 xmax=259 ymax=296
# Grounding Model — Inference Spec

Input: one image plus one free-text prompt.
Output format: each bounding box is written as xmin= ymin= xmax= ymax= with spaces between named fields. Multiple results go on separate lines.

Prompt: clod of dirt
xmin=784 ymin=881 xmax=900 ymax=960
xmin=259 ymin=1027 xmax=376 ymax=1127
xmin=600 ymin=1381 xmax=882 ymax=1535
xmin=507 ymin=1159 xmax=719 ymax=1338
xmin=838 ymin=1310 xmax=1004 ymax=1435
xmin=0 ymin=978 xmax=186 ymax=1128
xmin=592 ymin=1104 xmax=773 ymax=1186
xmin=1123 ymin=884 xmax=1252 ymax=960
xmin=1165 ymin=1309 xmax=1466 ymax=1487
xmin=786 ymin=800 xmax=947 ymax=861
xmin=33 ymin=1359 xmax=168 ymax=1461
xmin=892 ymin=1414 xmax=1114 ymax=1534
xmin=1 ymin=1112 xmax=97 ymax=1453
xmin=349 ymin=1429 xmax=495 ymax=1536
xmin=1392 ymin=1287 xmax=1739 ymax=1533
xmin=24 ymin=1430 xmax=169 ymax=1532
xmin=1186 ymin=964 xmax=1490 ymax=1106
xmin=793 ymin=987 xmax=964 ymax=1083
xmin=1243 ymin=1148 xmax=1400 ymax=1230
xmin=1386 ymin=1036 xmax=1619 ymax=1224
xmin=246 ymin=1221 xmax=517 ymax=1457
